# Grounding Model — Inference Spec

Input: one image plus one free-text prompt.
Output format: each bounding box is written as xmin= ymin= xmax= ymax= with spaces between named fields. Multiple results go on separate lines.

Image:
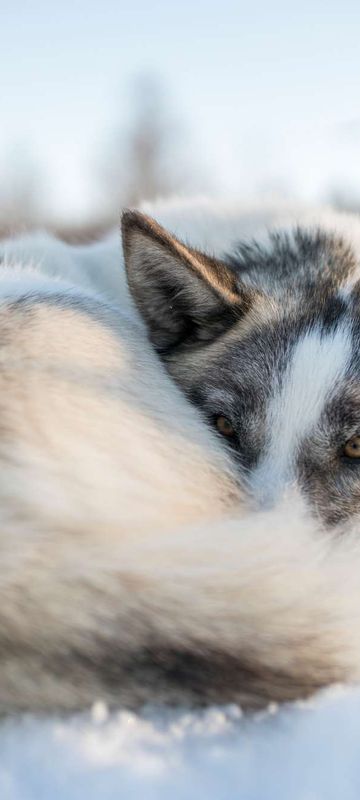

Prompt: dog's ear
xmin=122 ymin=210 xmax=254 ymax=353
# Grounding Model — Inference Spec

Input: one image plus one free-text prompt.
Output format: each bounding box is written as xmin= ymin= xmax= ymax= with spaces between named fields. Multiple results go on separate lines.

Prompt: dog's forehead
xmin=196 ymin=287 xmax=360 ymax=429
xmin=212 ymin=286 xmax=353 ymax=377
xmin=262 ymin=325 xmax=352 ymax=442
xmin=248 ymin=322 xmax=354 ymax=507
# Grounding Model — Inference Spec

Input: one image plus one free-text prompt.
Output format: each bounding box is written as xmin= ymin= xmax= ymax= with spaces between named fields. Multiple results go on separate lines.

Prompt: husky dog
xmin=123 ymin=201 xmax=360 ymax=526
xmin=0 ymin=201 xmax=360 ymax=712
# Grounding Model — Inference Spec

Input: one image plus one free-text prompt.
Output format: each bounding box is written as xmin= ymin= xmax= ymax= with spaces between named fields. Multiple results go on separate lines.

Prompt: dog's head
xmin=123 ymin=209 xmax=360 ymax=525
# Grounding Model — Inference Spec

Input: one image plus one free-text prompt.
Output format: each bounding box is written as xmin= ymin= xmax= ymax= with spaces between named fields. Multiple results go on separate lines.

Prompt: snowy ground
xmin=0 ymin=686 xmax=359 ymax=799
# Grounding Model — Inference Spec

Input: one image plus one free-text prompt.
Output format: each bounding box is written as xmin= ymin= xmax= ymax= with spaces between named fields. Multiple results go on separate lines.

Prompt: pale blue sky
xmin=2 ymin=0 xmax=360 ymax=221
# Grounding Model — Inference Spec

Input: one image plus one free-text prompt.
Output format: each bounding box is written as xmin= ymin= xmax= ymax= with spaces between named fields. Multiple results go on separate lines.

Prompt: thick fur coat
xmin=0 ymin=199 xmax=360 ymax=711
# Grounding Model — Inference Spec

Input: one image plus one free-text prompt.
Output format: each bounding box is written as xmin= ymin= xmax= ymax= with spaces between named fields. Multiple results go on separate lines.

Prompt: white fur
xmin=252 ymin=326 xmax=352 ymax=506
xmin=0 ymin=200 xmax=360 ymax=710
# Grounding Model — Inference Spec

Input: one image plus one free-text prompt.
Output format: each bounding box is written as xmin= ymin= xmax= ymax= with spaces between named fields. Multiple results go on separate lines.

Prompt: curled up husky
xmin=1 ymin=200 xmax=360 ymax=712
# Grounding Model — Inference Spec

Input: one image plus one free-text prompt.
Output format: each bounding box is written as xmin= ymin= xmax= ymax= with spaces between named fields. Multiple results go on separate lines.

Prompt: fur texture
xmin=123 ymin=201 xmax=360 ymax=525
xmin=0 ymin=200 xmax=360 ymax=711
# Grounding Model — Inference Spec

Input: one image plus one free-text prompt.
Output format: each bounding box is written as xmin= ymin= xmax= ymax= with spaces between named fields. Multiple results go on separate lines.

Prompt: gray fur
xmin=123 ymin=211 xmax=360 ymax=525
xmin=1 ymin=209 xmax=360 ymax=714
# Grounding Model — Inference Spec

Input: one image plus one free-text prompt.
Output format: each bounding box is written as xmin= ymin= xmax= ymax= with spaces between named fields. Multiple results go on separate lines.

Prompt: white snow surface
xmin=0 ymin=686 xmax=359 ymax=799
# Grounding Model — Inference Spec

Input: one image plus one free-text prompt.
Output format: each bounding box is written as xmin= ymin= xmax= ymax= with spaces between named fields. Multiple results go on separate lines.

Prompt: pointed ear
xmin=122 ymin=210 xmax=253 ymax=353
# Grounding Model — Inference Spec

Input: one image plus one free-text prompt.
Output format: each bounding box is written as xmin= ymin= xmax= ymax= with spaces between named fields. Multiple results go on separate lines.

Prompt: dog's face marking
xmin=123 ymin=210 xmax=360 ymax=524
xmin=250 ymin=326 xmax=352 ymax=508
xmin=180 ymin=304 xmax=360 ymax=525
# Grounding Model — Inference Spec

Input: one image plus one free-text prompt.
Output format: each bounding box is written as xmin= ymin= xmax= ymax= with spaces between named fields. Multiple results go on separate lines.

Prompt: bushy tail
xmin=2 ymin=497 xmax=360 ymax=711
xmin=85 ymin=497 xmax=360 ymax=708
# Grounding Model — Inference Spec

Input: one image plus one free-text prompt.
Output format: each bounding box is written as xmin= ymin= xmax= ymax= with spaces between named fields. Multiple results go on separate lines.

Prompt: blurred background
xmin=2 ymin=0 xmax=360 ymax=241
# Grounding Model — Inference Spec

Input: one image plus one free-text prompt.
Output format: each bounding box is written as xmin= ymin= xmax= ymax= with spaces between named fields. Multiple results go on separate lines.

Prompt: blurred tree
xmin=0 ymin=78 xmax=207 ymax=241
xmin=0 ymin=145 xmax=44 ymax=234
xmin=124 ymin=76 xmax=177 ymax=204
xmin=98 ymin=75 xmax=198 ymax=219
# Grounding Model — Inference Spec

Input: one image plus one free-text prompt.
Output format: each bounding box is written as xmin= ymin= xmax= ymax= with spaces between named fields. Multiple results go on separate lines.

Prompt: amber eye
xmin=343 ymin=435 xmax=360 ymax=459
xmin=216 ymin=415 xmax=235 ymax=437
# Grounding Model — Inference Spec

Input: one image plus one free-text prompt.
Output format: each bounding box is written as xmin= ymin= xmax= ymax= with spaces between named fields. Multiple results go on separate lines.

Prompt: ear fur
xmin=122 ymin=210 xmax=253 ymax=353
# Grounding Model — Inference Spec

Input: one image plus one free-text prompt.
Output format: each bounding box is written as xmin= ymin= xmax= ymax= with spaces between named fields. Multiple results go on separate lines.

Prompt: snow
xmin=0 ymin=686 xmax=359 ymax=799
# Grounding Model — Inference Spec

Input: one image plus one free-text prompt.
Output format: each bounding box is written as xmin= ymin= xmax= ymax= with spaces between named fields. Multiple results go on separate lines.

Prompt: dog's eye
xmin=216 ymin=416 xmax=235 ymax=437
xmin=343 ymin=435 xmax=360 ymax=459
